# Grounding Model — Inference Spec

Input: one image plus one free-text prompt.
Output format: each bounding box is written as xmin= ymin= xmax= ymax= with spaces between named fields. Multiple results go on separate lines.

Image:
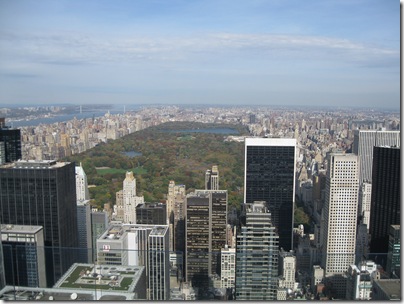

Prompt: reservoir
xmin=162 ymin=128 xmax=239 ymax=135
xmin=122 ymin=151 xmax=142 ymax=157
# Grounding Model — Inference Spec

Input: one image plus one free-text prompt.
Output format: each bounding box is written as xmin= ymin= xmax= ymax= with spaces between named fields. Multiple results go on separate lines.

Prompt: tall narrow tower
xmin=185 ymin=190 xmax=227 ymax=288
xmin=205 ymin=165 xmax=219 ymax=190
xmin=235 ymin=201 xmax=279 ymax=300
xmin=369 ymin=146 xmax=400 ymax=258
xmin=244 ymin=137 xmax=296 ymax=251
xmin=321 ymin=153 xmax=359 ymax=298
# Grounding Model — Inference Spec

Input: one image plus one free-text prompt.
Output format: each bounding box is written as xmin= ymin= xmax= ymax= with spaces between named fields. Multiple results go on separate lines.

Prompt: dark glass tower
xmin=244 ymin=138 xmax=296 ymax=251
xmin=136 ymin=202 xmax=167 ymax=225
xmin=369 ymin=146 xmax=400 ymax=258
xmin=0 ymin=160 xmax=78 ymax=287
xmin=0 ymin=120 xmax=22 ymax=164
xmin=185 ymin=190 xmax=227 ymax=289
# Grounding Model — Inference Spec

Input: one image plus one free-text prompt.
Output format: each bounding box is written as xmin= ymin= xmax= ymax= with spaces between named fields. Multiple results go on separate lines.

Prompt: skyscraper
xmin=352 ymin=130 xmax=400 ymax=185
xmin=75 ymin=163 xmax=90 ymax=201
xmin=244 ymin=137 xmax=296 ymax=251
xmin=205 ymin=165 xmax=219 ymax=190
xmin=369 ymin=146 xmax=400 ymax=258
xmin=148 ymin=226 xmax=170 ymax=300
xmin=166 ymin=181 xmax=186 ymax=255
xmin=1 ymin=224 xmax=46 ymax=287
xmin=76 ymin=200 xmax=92 ymax=263
xmin=386 ymin=225 xmax=400 ymax=279
xmin=122 ymin=172 xmax=144 ymax=224
xmin=0 ymin=160 xmax=78 ymax=287
xmin=321 ymin=153 xmax=359 ymax=298
xmin=185 ymin=190 xmax=227 ymax=288
xmin=0 ymin=119 xmax=22 ymax=164
xmin=91 ymin=209 xmax=109 ymax=262
xmin=235 ymin=201 xmax=279 ymax=300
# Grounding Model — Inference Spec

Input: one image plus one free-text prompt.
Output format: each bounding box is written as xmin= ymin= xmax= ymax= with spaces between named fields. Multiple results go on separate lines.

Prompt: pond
xmin=121 ymin=150 xmax=142 ymax=157
xmin=162 ymin=128 xmax=240 ymax=134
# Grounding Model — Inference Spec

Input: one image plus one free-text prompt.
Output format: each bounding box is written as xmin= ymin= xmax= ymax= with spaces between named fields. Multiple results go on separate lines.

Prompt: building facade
xmin=345 ymin=260 xmax=379 ymax=300
xmin=0 ymin=120 xmax=22 ymax=164
xmin=166 ymin=181 xmax=186 ymax=254
xmin=244 ymin=138 xmax=296 ymax=251
xmin=320 ymin=153 xmax=359 ymax=298
xmin=386 ymin=225 xmax=400 ymax=278
xmin=220 ymin=245 xmax=236 ymax=289
xmin=352 ymin=130 xmax=400 ymax=184
xmin=235 ymin=202 xmax=279 ymax=300
xmin=369 ymin=146 xmax=400 ymax=259
xmin=75 ymin=163 xmax=90 ymax=201
xmin=1 ymin=224 xmax=46 ymax=288
xmin=91 ymin=210 xmax=109 ymax=263
xmin=76 ymin=200 xmax=92 ymax=263
xmin=0 ymin=160 xmax=78 ymax=287
xmin=136 ymin=203 xmax=166 ymax=225
xmin=205 ymin=165 xmax=219 ymax=190
xmin=148 ymin=226 xmax=170 ymax=300
xmin=185 ymin=190 xmax=227 ymax=288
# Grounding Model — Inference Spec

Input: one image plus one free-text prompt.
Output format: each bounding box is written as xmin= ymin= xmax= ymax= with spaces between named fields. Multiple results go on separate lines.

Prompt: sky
xmin=0 ymin=0 xmax=400 ymax=109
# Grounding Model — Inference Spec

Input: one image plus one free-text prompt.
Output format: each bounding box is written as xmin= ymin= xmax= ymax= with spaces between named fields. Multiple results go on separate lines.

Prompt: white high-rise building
xmin=278 ymin=250 xmax=296 ymax=291
xmin=358 ymin=182 xmax=372 ymax=230
xmin=205 ymin=165 xmax=219 ymax=190
xmin=122 ymin=172 xmax=144 ymax=224
xmin=220 ymin=245 xmax=236 ymax=289
xmin=321 ymin=153 xmax=359 ymax=298
xmin=75 ymin=163 xmax=90 ymax=201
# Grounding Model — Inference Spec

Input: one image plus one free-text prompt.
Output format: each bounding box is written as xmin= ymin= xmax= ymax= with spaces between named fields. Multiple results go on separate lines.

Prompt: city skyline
xmin=0 ymin=0 xmax=400 ymax=109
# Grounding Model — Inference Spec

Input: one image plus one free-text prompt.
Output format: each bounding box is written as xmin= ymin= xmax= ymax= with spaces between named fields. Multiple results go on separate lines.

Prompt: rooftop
xmin=1 ymin=224 xmax=43 ymax=235
xmin=54 ymin=263 xmax=145 ymax=295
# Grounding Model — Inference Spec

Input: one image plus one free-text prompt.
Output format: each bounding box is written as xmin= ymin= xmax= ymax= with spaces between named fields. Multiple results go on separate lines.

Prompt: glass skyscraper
xmin=0 ymin=160 xmax=78 ymax=287
xmin=244 ymin=137 xmax=296 ymax=251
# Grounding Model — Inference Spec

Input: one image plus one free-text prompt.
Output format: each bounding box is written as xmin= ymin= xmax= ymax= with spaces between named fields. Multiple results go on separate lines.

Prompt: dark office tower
xmin=0 ymin=119 xmax=22 ymax=164
xmin=136 ymin=203 xmax=166 ymax=225
xmin=386 ymin=225 xmax=400 ymax=279
xmin=235 ymin=202 xmax=279 ymax=300
xmin=352 ymin=130 xmax=400 ymax=185
xmin=244 ymin=138 xmax=296 ymax=251
xmin=0 ymin=225 xmax=5 ymax=290
xmin=91 ymin=210 xmax=108 ymax=263
xmin=185 ymin=190 xmax=227 ymax=289
xmin=0 ymin=160 xmax=78 ymax=287
xmin=369 ymin=146 xmax=400 ymax=260
xmin=205 ymin=165 xmax=219 ymax=190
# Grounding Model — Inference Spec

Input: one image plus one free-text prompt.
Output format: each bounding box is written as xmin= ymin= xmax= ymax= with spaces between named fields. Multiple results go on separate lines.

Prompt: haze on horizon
xmin=0 ymin=0 xmax=400 ymax=110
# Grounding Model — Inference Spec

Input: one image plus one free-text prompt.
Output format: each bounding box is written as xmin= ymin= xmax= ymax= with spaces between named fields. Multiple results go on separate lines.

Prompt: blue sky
xmin=0 ymin=0 xmax=400 ymax=108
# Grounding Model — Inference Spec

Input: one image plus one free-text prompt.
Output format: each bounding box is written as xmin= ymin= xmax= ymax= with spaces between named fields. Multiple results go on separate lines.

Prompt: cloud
xmin=0 ymin=30 xmax=398 ymax=69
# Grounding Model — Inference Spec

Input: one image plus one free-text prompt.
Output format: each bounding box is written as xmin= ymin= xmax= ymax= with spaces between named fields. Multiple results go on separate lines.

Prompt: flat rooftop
xmin=0 ymin=285 xmax=136 ymax=301
xmin=1 ymin=224 xmax=43 ymax=235
xmin=54 ymin=263 xmax=145 ymax=294
xmin=0 ymin=160 xmax=71 ymax=169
